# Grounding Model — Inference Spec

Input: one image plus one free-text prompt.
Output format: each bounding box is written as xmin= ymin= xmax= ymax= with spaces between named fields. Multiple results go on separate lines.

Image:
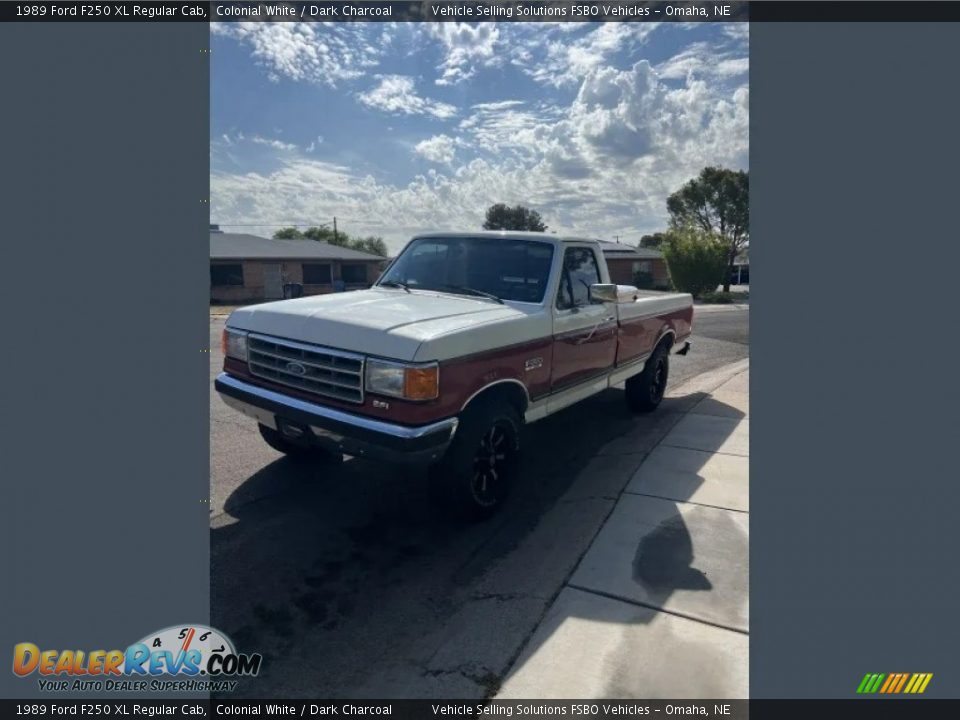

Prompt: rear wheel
xmin=258 ymin=423 xmax=342 ymax=463
xmin=625 ymin=342 xmax=670 ymax=412
xmin=430 ymin=399 xmax=522 ymax=519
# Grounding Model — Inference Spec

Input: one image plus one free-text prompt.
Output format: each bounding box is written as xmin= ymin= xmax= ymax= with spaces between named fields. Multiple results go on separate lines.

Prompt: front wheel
xmin=625 ymin=343 xmax=669 ymax=413
xmin=429 ymin=399 xmax=522 ymax=519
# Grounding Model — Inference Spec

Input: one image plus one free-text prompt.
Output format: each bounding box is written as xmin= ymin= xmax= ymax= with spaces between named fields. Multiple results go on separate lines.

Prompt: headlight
xmin=222 ymin=328 xmax=248 ymax=362
xmin=365 ymin=359 xmax=439 ymax=401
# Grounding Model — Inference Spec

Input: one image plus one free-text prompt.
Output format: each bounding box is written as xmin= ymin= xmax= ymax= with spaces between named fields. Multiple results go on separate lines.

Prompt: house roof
xmin=210 ymin=233 xmax=384 ymax=261
xmin=596 ymin=240 xmax=663 ymax=260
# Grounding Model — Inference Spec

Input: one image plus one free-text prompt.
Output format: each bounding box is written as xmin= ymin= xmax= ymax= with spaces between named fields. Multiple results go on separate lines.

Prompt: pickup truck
xmin=216 ymin=231 xmax=693 ymax=517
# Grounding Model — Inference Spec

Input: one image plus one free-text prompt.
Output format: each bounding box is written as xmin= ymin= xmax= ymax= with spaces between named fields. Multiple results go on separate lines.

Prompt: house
xmin=598 ymin=241 xmax=671 ymax=290
xmin=210 ymin=231 xmax=386 ymax=303
xmin=731 ymin=248 xmax=749 ymax=285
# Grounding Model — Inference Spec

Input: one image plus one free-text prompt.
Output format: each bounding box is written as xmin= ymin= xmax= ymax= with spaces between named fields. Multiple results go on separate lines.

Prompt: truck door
xmin=551 ymin=246 xmax=618 ymax=391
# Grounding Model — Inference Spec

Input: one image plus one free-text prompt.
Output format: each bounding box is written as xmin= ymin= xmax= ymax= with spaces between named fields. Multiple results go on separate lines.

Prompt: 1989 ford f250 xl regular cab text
xmin=215 ymin=232 xmax=693 ymax=517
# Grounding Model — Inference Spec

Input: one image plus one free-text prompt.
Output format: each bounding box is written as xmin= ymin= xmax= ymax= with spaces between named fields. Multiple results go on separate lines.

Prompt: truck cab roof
xmin=410 ymin=231 xmax=601 ymax=245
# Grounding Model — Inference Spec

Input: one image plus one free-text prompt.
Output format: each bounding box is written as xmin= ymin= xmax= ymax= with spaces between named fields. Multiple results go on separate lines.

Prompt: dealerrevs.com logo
xmin=12 ymin=625 xmax=262 ymax=693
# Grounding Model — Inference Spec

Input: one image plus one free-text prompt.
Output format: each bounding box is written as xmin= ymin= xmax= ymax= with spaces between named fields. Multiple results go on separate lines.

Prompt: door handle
xmin=578 ymin=319 xmax=612 ymax=344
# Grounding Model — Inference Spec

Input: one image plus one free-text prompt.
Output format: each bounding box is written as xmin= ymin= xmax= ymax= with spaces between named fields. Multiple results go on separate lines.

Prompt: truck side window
xmin=557 ymin=247 xmax=601 ymax=309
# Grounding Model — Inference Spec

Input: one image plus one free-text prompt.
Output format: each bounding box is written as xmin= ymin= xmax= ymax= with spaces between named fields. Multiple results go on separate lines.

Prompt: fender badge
xmin=525 ymin=357 xmax=543 ymax=371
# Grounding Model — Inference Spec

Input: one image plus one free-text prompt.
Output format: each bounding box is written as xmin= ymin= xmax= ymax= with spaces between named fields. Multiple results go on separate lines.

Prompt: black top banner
xmin=4 ymin=1 xmax=960 ymax=23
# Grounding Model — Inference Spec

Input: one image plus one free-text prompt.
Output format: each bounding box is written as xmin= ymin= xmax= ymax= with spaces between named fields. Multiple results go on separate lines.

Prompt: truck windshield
xmin=378 ymin=236 xmax=555 ymax=303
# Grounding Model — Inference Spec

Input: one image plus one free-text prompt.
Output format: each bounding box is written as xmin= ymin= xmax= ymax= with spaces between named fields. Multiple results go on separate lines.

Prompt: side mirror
xmin=589 ymin=283 xmax=619 ymax=303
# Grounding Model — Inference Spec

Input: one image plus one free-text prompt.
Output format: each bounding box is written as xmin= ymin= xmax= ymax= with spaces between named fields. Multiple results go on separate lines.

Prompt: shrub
xmin=662 ymin=226 xmax=728 ymax=298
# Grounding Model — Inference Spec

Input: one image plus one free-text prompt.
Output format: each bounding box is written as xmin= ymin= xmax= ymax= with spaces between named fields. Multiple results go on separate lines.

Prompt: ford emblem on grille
xmin=285 ymin=361 xmax=307 ymax=376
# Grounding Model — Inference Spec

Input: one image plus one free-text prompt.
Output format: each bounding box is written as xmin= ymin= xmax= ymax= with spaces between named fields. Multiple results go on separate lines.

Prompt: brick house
xmin=210 ymin=231 xmax=386 ymax=303
xmin=599 ymin=241 xmax=671 ymax=290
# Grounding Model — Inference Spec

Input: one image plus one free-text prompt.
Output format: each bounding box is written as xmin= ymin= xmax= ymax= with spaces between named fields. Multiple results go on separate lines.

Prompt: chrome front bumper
xmin=215 ymin=373 xmax=458 ymax=464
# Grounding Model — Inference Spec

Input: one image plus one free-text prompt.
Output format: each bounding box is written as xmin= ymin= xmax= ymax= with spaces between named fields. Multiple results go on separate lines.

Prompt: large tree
xmin=352 ymin=236 xmax=389 ymax=257
xmin=482 ymin=203 xmax=548 ymax=232
xmin=273 ymin=227 xmax=303 ymax=239
xmin=667 ymin=167 xmax=749 ymax=292
xmin=302 ymin=226 xmax=348 ymax=246
xmin=639 ymin=232 xmax=667 ymax=250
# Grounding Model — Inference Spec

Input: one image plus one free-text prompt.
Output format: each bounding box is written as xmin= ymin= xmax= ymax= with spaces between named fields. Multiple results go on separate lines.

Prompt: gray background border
xmin=751 ymin=22 xmax=960 ymax=697
xmin=0 ymin=23 xmax=210 ymax=698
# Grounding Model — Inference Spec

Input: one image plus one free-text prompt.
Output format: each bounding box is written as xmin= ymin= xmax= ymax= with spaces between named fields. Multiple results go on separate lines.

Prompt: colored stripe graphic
xmin=894 ymin=673 xmax=909 ymax=693
xmin=859 ymin=672 xmax=933 ymax=694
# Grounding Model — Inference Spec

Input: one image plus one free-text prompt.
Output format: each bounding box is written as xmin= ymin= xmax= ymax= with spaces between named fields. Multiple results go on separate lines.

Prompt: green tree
xmin=273 ymin=227 xmax=303 ymax=239
xmin=301 ymin=226 xmax=349 ymax=246
xmin=482 ymin=203 xmax=548 ymax=232
xmin=352 ymin=236 xmax=389 ymax=257
xmin=667 ymin=167 xmax=748 ymax=292
xmin=639 ymin=232 xmax=667 ymax=250
xmin=661 ymin=225 xmax=728 ymax=299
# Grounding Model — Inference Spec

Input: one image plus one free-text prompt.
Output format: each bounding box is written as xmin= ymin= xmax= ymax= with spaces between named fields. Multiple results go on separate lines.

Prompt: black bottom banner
xmin=5 ymin=699 xmax=960 ymax=719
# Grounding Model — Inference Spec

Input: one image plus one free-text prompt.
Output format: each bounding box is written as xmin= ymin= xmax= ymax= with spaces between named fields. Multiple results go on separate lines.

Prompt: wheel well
xmin=656 ymin=329 xmax=676 ymax=350
xmin=461 ymin=381 xmax=529 ymax=417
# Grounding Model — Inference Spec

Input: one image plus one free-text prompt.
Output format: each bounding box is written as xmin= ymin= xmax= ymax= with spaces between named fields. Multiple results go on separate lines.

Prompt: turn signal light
xmin=404 ymin=366 xmax=439 ymax=401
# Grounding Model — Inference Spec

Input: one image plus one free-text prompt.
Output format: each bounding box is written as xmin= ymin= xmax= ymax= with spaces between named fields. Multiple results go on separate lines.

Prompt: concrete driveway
xmin=208 ymin=307 xmax=748 ymax=697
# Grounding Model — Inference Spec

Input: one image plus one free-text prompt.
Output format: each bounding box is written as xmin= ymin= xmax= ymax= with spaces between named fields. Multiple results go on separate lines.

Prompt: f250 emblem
xmin=525 ymin=357 xmax=543 ymax=371
xmin=285 ymin=361 xmax=307 ymax=376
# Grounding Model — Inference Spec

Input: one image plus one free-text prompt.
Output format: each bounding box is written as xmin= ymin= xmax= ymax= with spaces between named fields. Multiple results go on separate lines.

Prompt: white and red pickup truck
xmin=216 ymin=231 xmax=692 ymax=516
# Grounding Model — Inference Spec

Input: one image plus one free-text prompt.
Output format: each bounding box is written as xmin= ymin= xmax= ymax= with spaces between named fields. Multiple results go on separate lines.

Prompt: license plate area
xmin=277 ymin=417 xmax=310 ymax=441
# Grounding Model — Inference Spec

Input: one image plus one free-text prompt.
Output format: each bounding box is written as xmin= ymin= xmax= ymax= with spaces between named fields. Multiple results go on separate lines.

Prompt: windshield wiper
xmin=436 ymin=284 xmax=504 ymax=304
xmin=379 ymin=280 xmax=411 ymax=293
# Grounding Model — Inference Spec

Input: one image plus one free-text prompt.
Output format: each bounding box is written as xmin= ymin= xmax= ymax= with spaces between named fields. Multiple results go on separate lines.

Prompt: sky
xmin=210 ymin=20 xmax=748 ymax=254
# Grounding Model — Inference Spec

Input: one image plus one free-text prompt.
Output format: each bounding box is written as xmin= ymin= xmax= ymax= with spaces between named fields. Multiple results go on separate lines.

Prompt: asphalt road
xmin=209 ymin=305 xmax=748 ymax=697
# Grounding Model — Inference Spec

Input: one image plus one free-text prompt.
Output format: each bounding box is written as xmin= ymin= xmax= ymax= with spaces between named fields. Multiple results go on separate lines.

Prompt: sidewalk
xmin=497 ymin=361 xmax=750 ymax=699
xmin=693 ymin=302 xmax=750 ymax=312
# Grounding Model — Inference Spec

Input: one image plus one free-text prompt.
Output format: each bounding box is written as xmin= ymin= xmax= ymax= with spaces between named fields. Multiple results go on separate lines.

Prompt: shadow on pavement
xmin=497 ymin=395 xmax=748 ymax=699
xmin=210 ymin=386 xmax=737 ymax=697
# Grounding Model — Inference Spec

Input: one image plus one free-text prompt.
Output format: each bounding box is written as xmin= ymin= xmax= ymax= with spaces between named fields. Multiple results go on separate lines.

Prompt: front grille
xmin=247 ymin=333 xmax=364 ymax=404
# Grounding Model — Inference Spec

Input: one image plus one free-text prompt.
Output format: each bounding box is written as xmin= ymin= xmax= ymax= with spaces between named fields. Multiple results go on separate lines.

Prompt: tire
xmin=429 ymin=399 xmax=522 ymax=520
xmin=258 ymin=423 xmax=342 ymax=464
xmin=625 ymin=342 xmax=670 ymax=413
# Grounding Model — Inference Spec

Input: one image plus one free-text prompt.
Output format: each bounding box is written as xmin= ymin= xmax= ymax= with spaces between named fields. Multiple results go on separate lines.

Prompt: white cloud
xmin=524 ymin=23 xmax=661 ymax=87
xmin=426 ymin=23 xmax=502 ymax=85
xmin=213 ymin=60 xmax=747 ymax=251
xmin=656 ymin=41 xmax=749 ymax=81
xmin=210 ymin=22 xmax=381 ymax=87
xmin=357 ymin=75 xmax=457 ymax=119
xmin=722 ymin=24 xmax=750 ymax=42
xmin=212 ymin=29 xmax=748 ymax=250
xmin=414 ymin=135 xmax=458 ymax=165
xmin=471 ymin=100 xmax=526 ymax=112
xmin=250 ymin=135 xmax=297 ymax=152
xmin=457 ymin=101 xmax=564 ymax=160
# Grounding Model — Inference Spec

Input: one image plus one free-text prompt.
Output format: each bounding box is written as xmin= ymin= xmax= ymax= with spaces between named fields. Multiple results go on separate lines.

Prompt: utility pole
xmin=333 ymin=216 xmax=338 ymax=245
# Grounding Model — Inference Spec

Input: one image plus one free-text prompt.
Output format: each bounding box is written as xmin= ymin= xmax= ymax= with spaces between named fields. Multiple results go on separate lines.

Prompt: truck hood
xmin=226 ymin=288 xmax=528 ymax=361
